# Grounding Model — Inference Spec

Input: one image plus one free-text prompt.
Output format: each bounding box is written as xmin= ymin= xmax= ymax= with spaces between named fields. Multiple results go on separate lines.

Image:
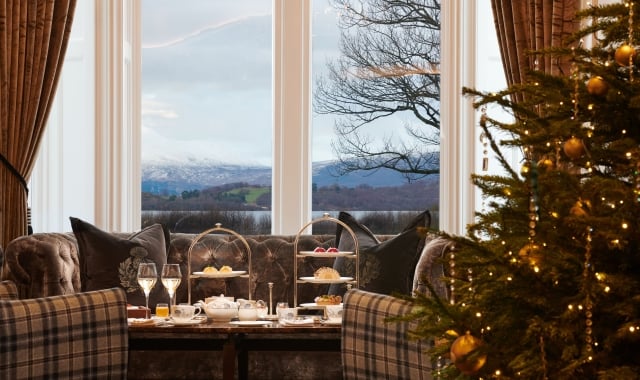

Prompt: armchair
xmin=0 ymin=283 xmax=129 ymax=379
xmin=341 ymin=289 xmax=434 ymax=380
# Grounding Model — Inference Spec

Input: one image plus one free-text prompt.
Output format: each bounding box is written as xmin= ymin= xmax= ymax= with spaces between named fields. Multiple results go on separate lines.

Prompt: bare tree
xmin=314 ymin=0 xmax=441 ymax=181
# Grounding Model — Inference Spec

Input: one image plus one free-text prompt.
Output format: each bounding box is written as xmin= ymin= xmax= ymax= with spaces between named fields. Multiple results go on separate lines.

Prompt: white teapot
xmin=198 ymin=294 xmax=238 ymax=322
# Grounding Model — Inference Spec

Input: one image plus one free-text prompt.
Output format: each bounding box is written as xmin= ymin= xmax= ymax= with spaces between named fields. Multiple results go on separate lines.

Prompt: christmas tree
xmin=407 ymin=3 xmax=640 ymax=379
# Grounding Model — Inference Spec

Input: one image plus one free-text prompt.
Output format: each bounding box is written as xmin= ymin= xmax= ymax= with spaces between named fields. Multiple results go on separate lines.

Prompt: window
xmin=29 ymin=0 xmax=496 ymax=237
xmin=140 ymin=0 xmax=273 ymax=234
xmin=311 ymin=0 xmax=441 ymax=233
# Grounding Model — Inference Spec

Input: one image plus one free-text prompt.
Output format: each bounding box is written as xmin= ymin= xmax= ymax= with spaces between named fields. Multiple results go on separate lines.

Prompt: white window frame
xmin=30 ymin=0 xmax=478 ymax=236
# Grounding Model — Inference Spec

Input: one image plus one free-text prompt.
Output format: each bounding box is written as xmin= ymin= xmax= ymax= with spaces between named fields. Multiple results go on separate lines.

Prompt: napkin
xmin=128 ymin=318 xmax=156 ymax=327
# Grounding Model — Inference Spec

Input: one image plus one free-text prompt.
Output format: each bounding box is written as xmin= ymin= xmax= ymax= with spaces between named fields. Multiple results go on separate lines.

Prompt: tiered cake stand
xmin=293 ymin=213 xmax=359 ymax=307
xmin=186 ymin=223 xmax=252 ymax=304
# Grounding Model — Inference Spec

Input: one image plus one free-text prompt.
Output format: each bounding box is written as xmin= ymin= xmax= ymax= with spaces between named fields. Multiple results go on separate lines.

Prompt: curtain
xmin=491 ymin=0 xmax=581 ymax=104
xmin=0 ymin=0 xmax=77 ymax=249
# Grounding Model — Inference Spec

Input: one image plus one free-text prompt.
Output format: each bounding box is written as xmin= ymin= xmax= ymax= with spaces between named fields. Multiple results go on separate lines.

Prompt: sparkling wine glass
xmin=161 ymin=264 xmax=182 ymax=309
xmin=137 ymin=262 xmax=157 ymax=319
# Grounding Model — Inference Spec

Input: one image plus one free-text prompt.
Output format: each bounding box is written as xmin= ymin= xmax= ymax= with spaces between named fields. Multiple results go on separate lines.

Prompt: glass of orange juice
xmin=155 ymin=303 xmax=169 ymax=318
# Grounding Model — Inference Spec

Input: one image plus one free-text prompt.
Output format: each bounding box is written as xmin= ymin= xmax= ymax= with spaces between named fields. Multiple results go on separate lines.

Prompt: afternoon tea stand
xmin=186 ymin=223 xmax=253 ymax=304
xmin=293 ymin=213 xmax=360 ymax=307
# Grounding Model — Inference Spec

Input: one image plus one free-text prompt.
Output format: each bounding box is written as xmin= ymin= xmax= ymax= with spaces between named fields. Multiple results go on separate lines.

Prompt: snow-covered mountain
xmin=142 ymin=160 xmax=434 ymax=195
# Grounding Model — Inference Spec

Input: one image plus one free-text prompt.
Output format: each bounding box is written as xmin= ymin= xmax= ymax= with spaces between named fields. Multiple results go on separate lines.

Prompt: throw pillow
xmin=328 ymin=210 xmax=430 ymax=296
xmin=70 ymin=217 xmax=170 ymax=309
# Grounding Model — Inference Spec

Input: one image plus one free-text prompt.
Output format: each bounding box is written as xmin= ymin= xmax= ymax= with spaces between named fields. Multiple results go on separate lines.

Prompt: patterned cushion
xmin=0 ymin=287 xmax=129 ymax=379
xmin=342 ymin=289 xmax=432 ymax=380
xmin=329 ymin=211 xmax=430 ymax=296
xmin=70 ymin=217 xmax=169 ymax=309
xmin=0 ymin=281 xmax=18 ymax=300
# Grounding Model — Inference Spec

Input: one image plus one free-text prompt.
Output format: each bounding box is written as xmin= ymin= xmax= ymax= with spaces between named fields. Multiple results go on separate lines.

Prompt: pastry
xmin=203 ymin=266 xmax=218 ymax=273
xmin=219 ymin=265 xmax=233 ymax=273
xmin=314 ymin=294 xmax=342 ymax=305
xmin=314 ymin=267 xmax=340 ymax=280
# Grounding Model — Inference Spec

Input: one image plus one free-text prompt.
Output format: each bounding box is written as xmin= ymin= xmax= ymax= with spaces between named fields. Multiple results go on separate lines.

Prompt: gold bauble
xmin=570 ymin=200 xmax=590 ymax=217
xmin=563 ymin=137 xmax=585 ymax=160
xmin=615 ymin=44 xmax=636 ymax=66
xmin=537 ymin=158 xmax=554 ymax=171
xmin=520 ymin=162 xmax=531 ymax=177
xmin=450 ymin=331 xmax=487 ymax=375
xmin=519 ymin=242 xmax=542 ymax=266
xmin=586 ymin=76 xmax=608 ymax=96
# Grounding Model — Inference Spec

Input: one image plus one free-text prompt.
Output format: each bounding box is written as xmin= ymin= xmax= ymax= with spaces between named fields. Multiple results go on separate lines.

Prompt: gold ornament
xmin=519 ymin=242 xmax=542 ymax=266
xmin=570 ymin=199 xmax=590 ymax=217
xmin=586 ymin=76 xmax=608 ymax=96
xmin=563 ymin=137 xmax=585 ymax=160
xmin=520 ymin=162 xmax=531 ymax=177
xmin=450 ymin=331 xmax=487 ymax=375
xmin=615 ymin=44 xmax=636 ymax=66
xmin=537 ymin=157 xmax=555 ymax=171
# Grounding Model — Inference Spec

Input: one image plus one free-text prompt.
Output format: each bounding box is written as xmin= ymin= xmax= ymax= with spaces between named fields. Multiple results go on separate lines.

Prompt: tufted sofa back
xmin=1 ymin=232 xmax=362 ymax=306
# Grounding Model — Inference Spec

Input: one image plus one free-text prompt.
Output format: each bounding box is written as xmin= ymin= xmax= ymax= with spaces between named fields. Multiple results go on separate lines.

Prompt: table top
xmin=128 ymin=317 xmax=341 ymax=340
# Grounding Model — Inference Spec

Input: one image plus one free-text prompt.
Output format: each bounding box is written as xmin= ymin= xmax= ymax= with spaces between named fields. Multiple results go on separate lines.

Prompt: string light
xmin=584 ymin=228 xmax=594 ymax=355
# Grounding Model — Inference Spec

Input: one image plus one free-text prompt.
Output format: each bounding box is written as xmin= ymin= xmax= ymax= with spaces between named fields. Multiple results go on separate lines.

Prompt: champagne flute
xmin=137 ymin=262 xmax=157 ymax=319
xmin=161 ymin=263 xmax=182 ymax=309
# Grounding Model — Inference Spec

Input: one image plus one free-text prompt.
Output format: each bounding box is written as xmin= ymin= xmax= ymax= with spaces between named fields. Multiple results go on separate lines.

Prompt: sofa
xmin=0 ymin=211 xmax=451 ymax=379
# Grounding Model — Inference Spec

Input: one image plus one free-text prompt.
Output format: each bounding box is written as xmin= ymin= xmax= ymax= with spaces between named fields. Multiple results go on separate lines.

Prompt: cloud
xmin=141 ymin=0 xmax=341 ymax=166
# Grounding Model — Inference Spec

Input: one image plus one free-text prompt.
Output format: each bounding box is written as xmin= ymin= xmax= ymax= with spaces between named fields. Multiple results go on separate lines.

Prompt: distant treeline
xmin=142 ymin=181 xmax=438 ymax=212
xmin=141 ymin=181 xmax=439 ymax=234
xmin=141 ymin=209 xmax=439 ymax=235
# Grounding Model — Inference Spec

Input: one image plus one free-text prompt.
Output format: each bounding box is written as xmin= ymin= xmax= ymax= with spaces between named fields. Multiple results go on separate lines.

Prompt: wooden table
xmin=128 ymin=319 xmax=341 ymax=380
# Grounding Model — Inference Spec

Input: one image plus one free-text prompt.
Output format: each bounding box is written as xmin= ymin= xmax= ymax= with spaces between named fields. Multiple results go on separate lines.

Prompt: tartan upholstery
xmin=0 ymin=280 xmax=18 ymax=300
xmin=342 ymin=289 xmax=433 ymax=380
xmin=0 ymin=287 xmax=129 ymax=380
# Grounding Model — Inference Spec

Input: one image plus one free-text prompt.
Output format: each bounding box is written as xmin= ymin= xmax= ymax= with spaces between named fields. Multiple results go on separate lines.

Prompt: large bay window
xmin=30 ymin=0 xmax=499 ymax=236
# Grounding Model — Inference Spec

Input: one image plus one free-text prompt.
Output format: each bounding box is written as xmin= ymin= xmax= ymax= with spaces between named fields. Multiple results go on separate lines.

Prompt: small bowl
xmin=204 ymin=306 xmax=238 ymax=322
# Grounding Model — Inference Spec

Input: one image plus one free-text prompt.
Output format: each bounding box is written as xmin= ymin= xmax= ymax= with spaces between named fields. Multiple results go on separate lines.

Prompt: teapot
xmin=198 ymin=294 xmax=238 ymax=322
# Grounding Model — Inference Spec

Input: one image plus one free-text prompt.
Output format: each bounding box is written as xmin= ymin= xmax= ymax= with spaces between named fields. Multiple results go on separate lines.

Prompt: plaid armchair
xmin=342 ymin=289 xmax=433 ymax=380
xmin=0 ymin=282 xmax=129 ymax=379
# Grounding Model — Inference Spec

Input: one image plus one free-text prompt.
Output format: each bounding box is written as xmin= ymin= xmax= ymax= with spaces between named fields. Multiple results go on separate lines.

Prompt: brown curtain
xmin=0 ymin=0 xmax=77 ymax=249
xmin=491 ymin=0 xmax=581 ymax=103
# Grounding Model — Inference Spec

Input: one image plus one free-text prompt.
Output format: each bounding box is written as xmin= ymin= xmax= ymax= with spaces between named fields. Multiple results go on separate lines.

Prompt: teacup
xmin=238 ymin=304 xmax=258 ymax=321
xmin=171 ymin=304 xmax=201 ymax=323
xmin=278 ymin=307 xmax=298 ymax=323
xmin=325 ymin=304 xmax=343 ymax=323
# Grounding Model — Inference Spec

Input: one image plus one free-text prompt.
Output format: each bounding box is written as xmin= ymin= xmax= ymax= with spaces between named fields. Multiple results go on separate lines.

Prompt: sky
xmin=140 ymin=0 xmax=343 ymax=167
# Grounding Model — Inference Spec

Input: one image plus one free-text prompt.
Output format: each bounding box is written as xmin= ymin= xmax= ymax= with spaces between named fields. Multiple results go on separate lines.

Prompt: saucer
xmin=170 ymin=317 xmax=206 ymax=326
xmin=229 ymin=320 xmax=272 ymax=326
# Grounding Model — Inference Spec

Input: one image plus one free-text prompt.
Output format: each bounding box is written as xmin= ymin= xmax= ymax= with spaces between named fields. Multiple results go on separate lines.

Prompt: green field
xmin=224 ymin=186 xmax=269 ymax=205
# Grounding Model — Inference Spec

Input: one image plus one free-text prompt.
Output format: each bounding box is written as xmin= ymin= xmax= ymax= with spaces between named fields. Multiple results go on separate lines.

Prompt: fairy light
xmin=449 ymin=250 xmax=456 ymax=304
xmin=583 ymin=228 xmax=594 ymax=355
xmin=629 ymin=2 xmax=635 ymax=82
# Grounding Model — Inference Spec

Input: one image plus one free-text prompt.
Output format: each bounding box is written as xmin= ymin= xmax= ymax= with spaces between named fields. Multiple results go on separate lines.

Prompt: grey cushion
xmin=329 ymin=211 xmax=430 ymax=296
xmin=71 ymin=217 xmax=169 ymax=309
xmin=412 ymin=236 xmax=453 ymax=298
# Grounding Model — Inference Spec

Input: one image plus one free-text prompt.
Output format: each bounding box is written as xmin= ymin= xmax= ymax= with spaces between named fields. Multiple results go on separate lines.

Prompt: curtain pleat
xmin=0 ymin=0 xmax=76 ymax=249
xmin=491 ymin=0 xmax=580 ymax=104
